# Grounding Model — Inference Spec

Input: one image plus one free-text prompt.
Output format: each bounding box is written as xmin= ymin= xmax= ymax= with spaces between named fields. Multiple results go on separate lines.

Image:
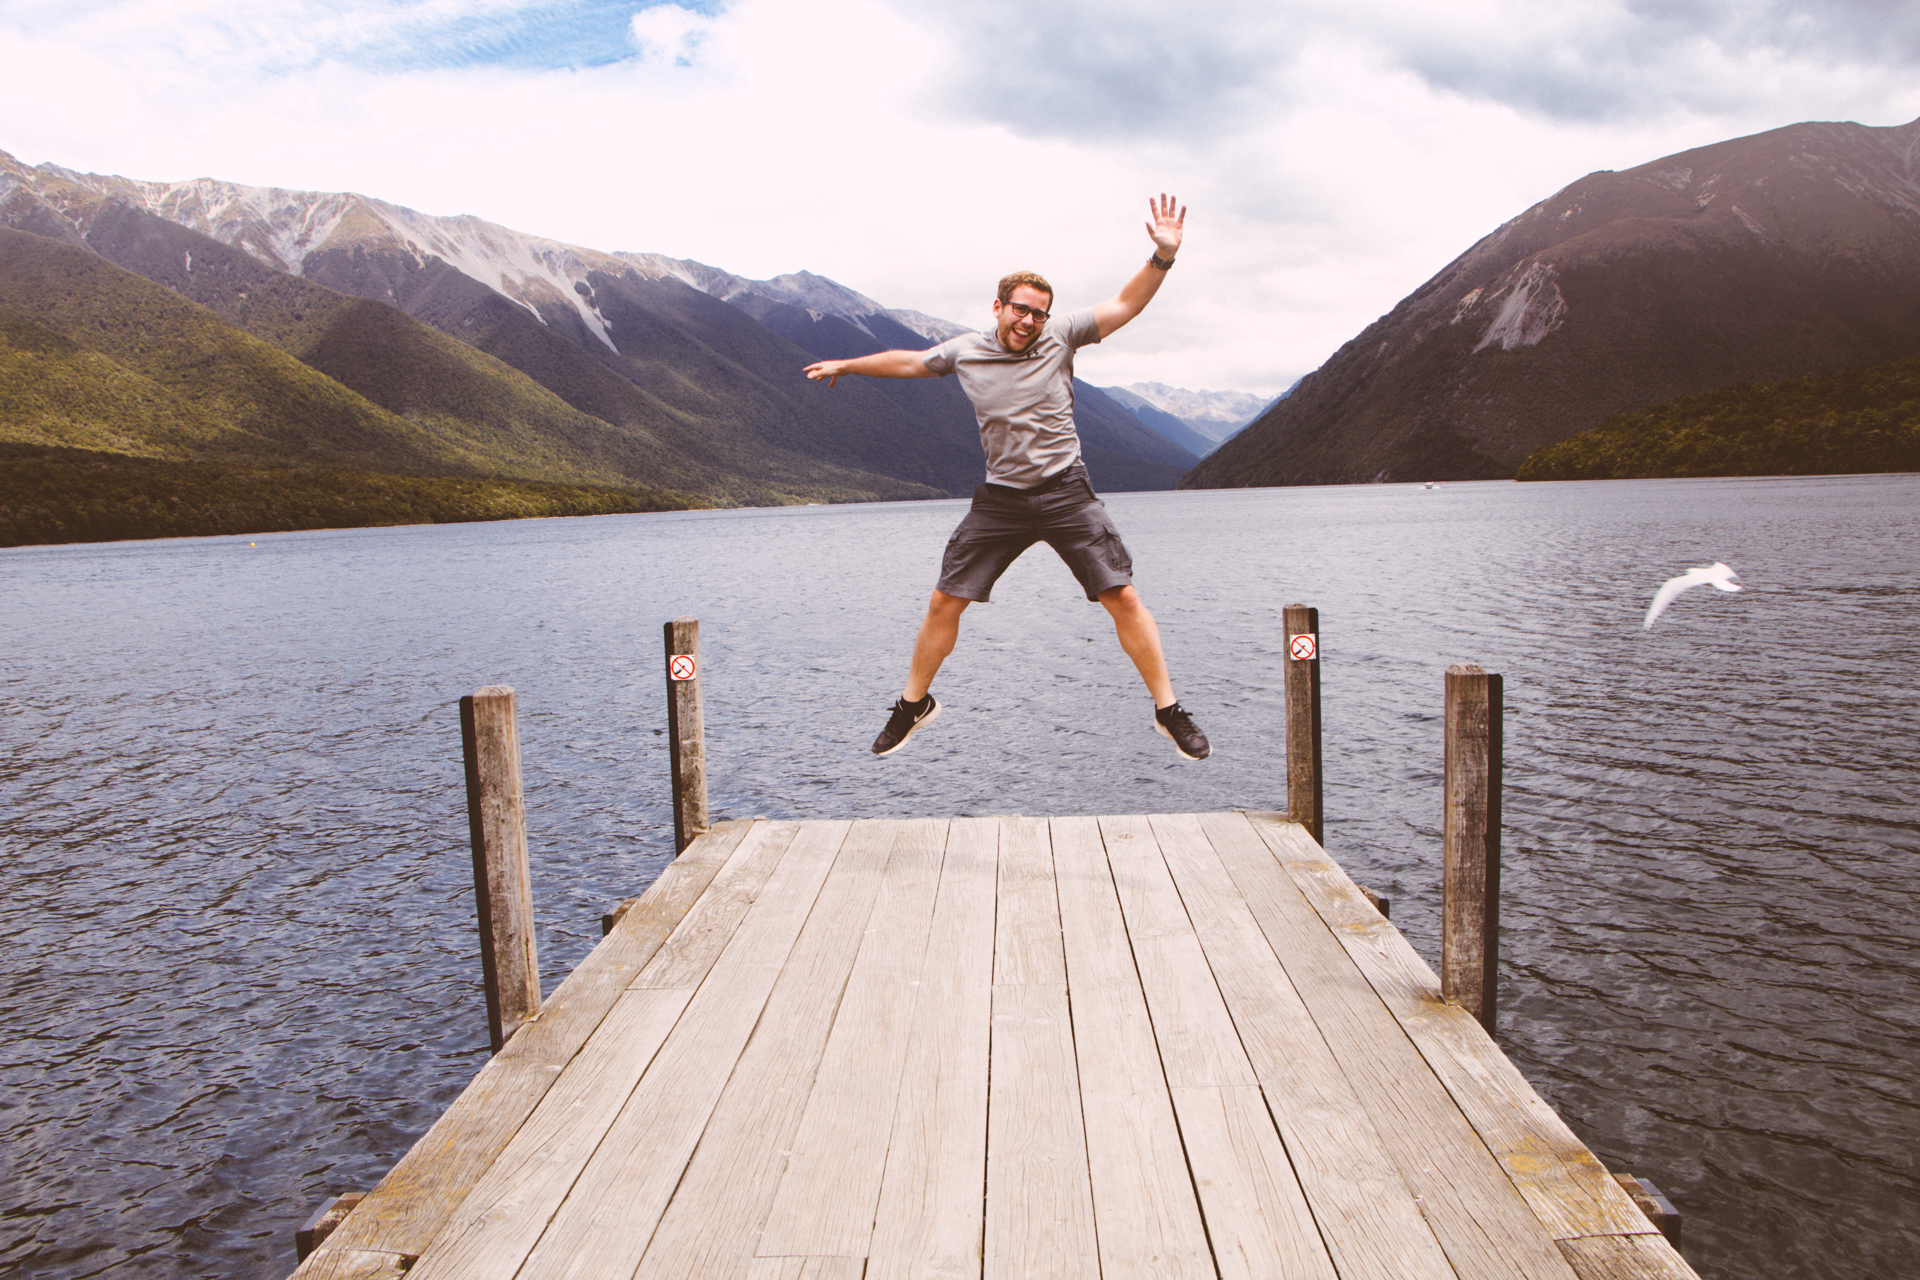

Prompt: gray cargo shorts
xmin=934 ymin=462 xmax=1135 ymax=603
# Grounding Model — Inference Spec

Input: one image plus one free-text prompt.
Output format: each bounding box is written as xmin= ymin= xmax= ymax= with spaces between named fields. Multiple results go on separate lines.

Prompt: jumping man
xmin=804 ymin=194 xmax=1210 ymax=761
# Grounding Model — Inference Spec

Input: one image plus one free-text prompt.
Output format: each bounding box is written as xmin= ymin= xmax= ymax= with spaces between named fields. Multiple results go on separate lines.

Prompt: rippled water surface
xmin=3 ymin=475 xmax=1916 ymax=1280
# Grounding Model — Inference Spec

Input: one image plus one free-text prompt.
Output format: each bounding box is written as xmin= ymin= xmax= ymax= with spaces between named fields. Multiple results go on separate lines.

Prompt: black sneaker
xmin=1154 ymin=702 xmax=1210 ymax=760
xmin=872 ymin=695 xmax=940 ymax=755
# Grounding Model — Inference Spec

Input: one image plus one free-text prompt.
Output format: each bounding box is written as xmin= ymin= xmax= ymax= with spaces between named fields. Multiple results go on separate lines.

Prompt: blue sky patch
xmin=355 ymin=1 xmax=721 ymax=73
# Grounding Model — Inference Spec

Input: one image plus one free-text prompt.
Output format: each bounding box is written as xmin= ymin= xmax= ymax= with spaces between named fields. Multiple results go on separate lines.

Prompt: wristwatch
xmin=1148 ymin=253 xmax=1176 ymax=270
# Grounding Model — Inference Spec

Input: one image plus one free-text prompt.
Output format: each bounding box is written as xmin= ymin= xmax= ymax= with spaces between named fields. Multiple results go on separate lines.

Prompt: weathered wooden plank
xmin=994 ymin=814 xmax=1064 ymax=985
xmin=986 ymin=815 xmax=1095 ymax=1279
xmin=288 ymin=1249 xmax=414 ymax=1280
xmin=1147 ymin=813 xmax=1454 ymax=1280
xmin=1171 ymin=1084 xmax=1340 ymax=1280
xmin=866 ymin=816 xmax=999 ymax=1280
xmin=600 ymin=817 xmax=887 ymax=1280
xmin=1198 ymin=811 xmax=1578 ymax=1280
xmin=506 ymin=819 xmax=854 ymax=1280
xmin=985 ymin=982 xmax=1097 ymax=1279
xmin=641 ymin=819 xmax=940 ymax=1278
xmin=1251 ymin=814 xmax=1679 ymax=1253
xmin=745 ymin=1258 xmax=866 ymax=1280
xmin=754 ymin=816 xmax=948 ymax=1257
xmin=1102 ymin=814 xmax=1334 ymax=1280
xmin=403 ymin=987 xmax=694 ymax=1280
xmin=1097 ymin=814 xmax=1255 ymax=1088
xmin=1050 ymin=815 xmax=1212 ymax=1280
xmin=291 ymin=819 xmax=758 ymax=1275
xmin=635 ymin=819 xmax=811 ymax=990
xmin=1556 ymin=1233 xmax=1700 ymax=1279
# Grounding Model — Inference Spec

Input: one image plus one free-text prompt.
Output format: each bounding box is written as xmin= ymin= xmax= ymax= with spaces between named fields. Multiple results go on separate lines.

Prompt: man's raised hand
xmin=805 ymin=359 xmax=847 ymax=386
xmin=1146 ymin=193 xmax=1185 ymax=258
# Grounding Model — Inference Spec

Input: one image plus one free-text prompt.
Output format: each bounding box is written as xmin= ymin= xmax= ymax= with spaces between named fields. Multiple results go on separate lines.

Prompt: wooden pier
xmin=289 ymin=809 xmax=1697 ymax=1280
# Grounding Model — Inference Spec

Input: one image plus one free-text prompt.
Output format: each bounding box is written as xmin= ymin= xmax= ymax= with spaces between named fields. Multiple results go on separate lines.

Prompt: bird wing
xmin=1644 ymin=572 xmax=1705 ymax=629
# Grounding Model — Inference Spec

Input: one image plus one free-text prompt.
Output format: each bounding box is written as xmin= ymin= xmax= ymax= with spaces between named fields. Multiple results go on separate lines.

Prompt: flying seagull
xmin=1644 ymin=562 xmax=1743 ymax=629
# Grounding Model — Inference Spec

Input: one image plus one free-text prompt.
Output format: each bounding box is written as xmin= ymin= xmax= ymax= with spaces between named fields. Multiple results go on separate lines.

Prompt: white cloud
xmin=627 ymin=3 xmax=710 ymax=64
xmin=3 ymin=0 xmax=1919 ymax=394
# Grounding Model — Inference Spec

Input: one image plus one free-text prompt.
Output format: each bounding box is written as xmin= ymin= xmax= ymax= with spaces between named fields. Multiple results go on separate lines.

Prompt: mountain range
xmin=16 ymin=111 xmax=1907 ymax=521
xmin=0 ymin=149 xmax=1203 ymax=510
xmin=1188 ymin=116 xmax=1920 ymax=488
xmin=1102 ymin=383 xmax=1275 ymax=458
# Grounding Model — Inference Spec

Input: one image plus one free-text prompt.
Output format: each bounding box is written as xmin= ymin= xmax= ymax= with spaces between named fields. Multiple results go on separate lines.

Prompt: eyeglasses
xmin=1003 ymin=301 xmax=1050 ymax=322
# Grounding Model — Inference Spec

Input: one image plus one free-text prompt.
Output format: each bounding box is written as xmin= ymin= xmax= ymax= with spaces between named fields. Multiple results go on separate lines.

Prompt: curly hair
xmin=996 ymin=271 xmax=1054 ymax=304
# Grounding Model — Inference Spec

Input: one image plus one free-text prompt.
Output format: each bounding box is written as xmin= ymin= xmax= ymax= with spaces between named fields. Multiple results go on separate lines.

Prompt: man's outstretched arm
xmin=1092 ymin=193 xmax=1186 ymax=339
xmin=805 ymin=350 xmax=938 ymax=386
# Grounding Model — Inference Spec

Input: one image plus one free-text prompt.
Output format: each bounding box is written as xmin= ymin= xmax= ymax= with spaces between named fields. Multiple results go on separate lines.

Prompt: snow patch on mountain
xmin=0 ymin=147 xmax=977 ymax=354
xmin=149 ymin=179 xmax=359 ymax=271
xmin=637 ymin=259 xmax=890 ymax=338
xmin=1108 ymin=382 xmax=1276 ymax=439
xmin=614 ymin=258 xmax=973 ymax=342
xmin=360 ymin=203 xmax=627 ymax=349
xmin=885 ymin=309 xmax=975 ymax=343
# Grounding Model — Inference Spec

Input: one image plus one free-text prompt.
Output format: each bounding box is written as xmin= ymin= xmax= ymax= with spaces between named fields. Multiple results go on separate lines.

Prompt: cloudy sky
xmin=4 ymin=0 xmax=1919 ymax=395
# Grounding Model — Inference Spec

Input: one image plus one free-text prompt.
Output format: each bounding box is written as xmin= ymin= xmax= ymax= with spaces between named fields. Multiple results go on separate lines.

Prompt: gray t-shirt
xmin=922 ymin=307 xmax=1102 ymax=488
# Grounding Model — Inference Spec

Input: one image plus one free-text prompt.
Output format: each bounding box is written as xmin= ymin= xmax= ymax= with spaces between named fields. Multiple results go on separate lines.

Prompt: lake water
xmin=2 ymin=475 xmax=1915 ymax=1280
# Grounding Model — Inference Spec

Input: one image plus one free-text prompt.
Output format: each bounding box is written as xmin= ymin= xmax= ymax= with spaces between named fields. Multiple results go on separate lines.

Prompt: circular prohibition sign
xmin=1288 ymin=633 xmax=1318 ymax=662
xmin=669 ymin=654 xmax=698 ymax=681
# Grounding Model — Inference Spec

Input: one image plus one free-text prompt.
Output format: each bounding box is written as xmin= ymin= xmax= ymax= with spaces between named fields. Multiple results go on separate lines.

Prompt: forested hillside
xmin=0 ymin=443 xmax=697 ymax=547
xmin=1517 ymin=352 xmax=1920 ymax=480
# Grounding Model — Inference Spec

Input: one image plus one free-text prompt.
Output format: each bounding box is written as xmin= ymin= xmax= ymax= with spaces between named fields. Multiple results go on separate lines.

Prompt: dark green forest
xmin=1517 ymin=352 xmax=1920 ymax=480
xmin=0 ymin=443 xmax=700 ymax=548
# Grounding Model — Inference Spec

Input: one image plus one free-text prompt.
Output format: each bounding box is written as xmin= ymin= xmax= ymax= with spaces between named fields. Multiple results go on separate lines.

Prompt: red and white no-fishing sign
xmin=1288 ymin=633 xmax=1318 ymax=662
xmin=669 ymin=654 xmax=698 ymax=681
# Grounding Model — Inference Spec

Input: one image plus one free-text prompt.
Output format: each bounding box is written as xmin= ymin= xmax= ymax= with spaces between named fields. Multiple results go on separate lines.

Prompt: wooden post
xmin=1283 ymin=603 xmax=1323 ymax=846
xmin=602 ymin=896 xmax=641 ymax=938
xmin=1614 ymin=1174 xmax=1683 ymax=1249
xmin=665 ymin=617 xmax=708 ymax=854
xmin=1443 ymin=664 xmax=1503 ymax=1033
xmin=296 ymin=1192 xmax=365 ymax=1260
xmin=460 ymin=686 xmax=541 ymax=1053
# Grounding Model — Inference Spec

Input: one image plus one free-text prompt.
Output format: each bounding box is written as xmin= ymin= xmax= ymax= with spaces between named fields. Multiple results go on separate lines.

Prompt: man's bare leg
xmin=1098 ymin=585 xmax=1176 ymax=707
xmin=1102 ymin=584 xmax=1210 ymax=758
xmin=903 ymin=589 xmax=972 ymax=701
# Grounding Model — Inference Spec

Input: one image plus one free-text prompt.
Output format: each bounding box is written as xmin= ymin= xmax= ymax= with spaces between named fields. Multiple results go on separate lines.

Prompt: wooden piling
xmin=1283 ymin=603 xmax=1323 ymax=846
xmin=1615 ymin=1174 xmax=1683 ymax=1248
xmin=665 ymin=617 xmax=708 ymax=854
xmin=1442 ymin=664 xmax=1502 ymax=1033
xmin=602 ymin=896 xmax=641 ymax=937
xmin=295 ymin=1192 xmax=364 ymax=1260
xmin=460 ymin=686 xmax=542 ymax=1053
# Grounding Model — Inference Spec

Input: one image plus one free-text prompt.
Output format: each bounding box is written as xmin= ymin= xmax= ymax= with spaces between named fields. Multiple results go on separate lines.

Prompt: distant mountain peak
xmin=1185 ymin=113 xmax=1920 ymax=488
xmin=1108 ymin=382 xmax=1275 ymax=432
xmin=0 ymin=149 xmax=981 ymax=354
